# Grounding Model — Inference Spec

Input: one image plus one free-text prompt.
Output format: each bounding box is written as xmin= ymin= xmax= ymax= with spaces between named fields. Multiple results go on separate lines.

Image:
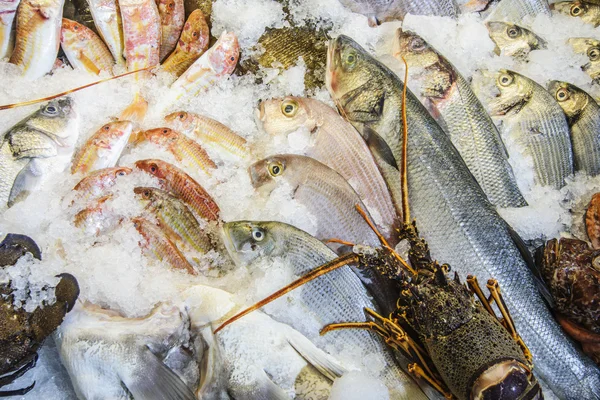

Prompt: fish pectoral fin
xmin=286 ymin=330 xmax=347 ymax=382
xmin=251 ymin=370 xmax=292 ymax=400
xmin=361 ymin=125 xmax=398 ymax=169
xmin=121 ymin=346 xmax=197 ymax=400
xmin=77 ymin=52 xmax=102 ymax=75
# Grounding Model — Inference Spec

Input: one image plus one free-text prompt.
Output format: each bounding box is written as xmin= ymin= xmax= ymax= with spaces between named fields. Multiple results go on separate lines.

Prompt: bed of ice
xmin=0 ymin=0 xmax=598 ymax=398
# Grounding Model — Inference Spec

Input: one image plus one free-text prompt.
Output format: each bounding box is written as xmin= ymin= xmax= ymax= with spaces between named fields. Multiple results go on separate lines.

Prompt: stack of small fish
xmin=2 ymin=0 xmax=600 ymax=399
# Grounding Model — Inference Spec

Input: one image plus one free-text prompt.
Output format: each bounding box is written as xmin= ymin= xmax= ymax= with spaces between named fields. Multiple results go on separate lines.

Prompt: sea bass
xmin=0 ymin=0 xmax=20 ymax=59
xmin=548 ymin=80 xmax=600 ymax=176
xmin=337 ymin=0 xmax=459 ymax=26
xmin=161 ymin=9 xmax=209 ymax=77
xmin=326 ymin=35 xmax=600 ymax=400
xmin=60 ymin=18 xmax=114 ymax=75
xmin=165 ymin=111 xmax=249 ymax=160
xmin=258 ymin=96 xmax=400 ymax=236
xmin=485 ymin=0 xmax=550 ymax=21
xmin=490 ymin=69 xmax=574 ymax=189
xmin=485 ymin=21 xmax=546 ymax=59
xmin=394 ymin=29 xmax=526 ymax=208
xmin=222 ymin=220 xmax=428 ymax=400
xmin=71 ymin=120 xmax=133 ymax=174
xmin=157 ymin=0 xmax=184 ymax=61
xmin=86 ymin=0 xmax=124 ymax=65
xmin=553 ymin=1 xmax=600 ymax=27
xmin=568 ymin=37 xmax=600 ymax=83
xmin=55 ymin=302 xmax=198 ymax=400
xmin=9 ymin=0 xmax=64 ymax=79
xmin=0 ymin=98 xmax=77 ymax=207
xmin=120 ymin=0 xmax=161 ymax=71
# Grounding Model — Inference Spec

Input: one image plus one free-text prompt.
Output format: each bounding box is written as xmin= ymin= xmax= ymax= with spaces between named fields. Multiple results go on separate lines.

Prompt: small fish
xmin=135 ymin=127 xmax=216 ymax=175
xmin=73 ymin=194 xmax=118 ymax=234
xmin=547 ymin=81 xmax=600 ymax=176
xmin=120 ymin=0 xmax=161 ymax=71
xmin=71 ymin=120 xmax=133 ymax=174
xmin=157 ymin=0 xmax=184 ymax=61
xmin=55 ymin=302 xmax=198 ymax=400
xmin=587 ymin=193 xmax=600 ymax=249
xmin=568 ymin=37 xmax=600 ymax=83
xmin=490 ymin=69 xmax=574 ymax=189
xmin=552 ymin=1 xmax=600 ymax=27
xmin=486 ymin=21 xmax=546 ymax=59
xmin=9 ymin=0 xmax=65 ymax=79
xmin=394 ymin=29 xmax=526 ymax=208
xmin=72 ymin=166 xmax=131 ymax=199
xmin=60 ymin=18 xmax=114 ymax=75
xmin=169 ymin=31 xmax=239 ymax=100
xmin=86 ymin=0 xmax=124 ymax=65
xmin=135 ymin=159 xmax=220 ymax=221
xmin=161 ymin=9 xmax=209 ymax=77
xmin=165 ymin=111 xmax=249 ymax=159
xmin=338 ymin=0 xmax=459 ymax=26
xmin=0 ymin=0 xmax=20 ymax=59
xmin=134 ymin=186 xmax=213 ymax=254
xmin=486 ymin=0 xmax=551 ymax=21
xmin=132 ymin=216 xmax=196 ymax=274
xmin=1 ymin=98 xmax=77 ymax=207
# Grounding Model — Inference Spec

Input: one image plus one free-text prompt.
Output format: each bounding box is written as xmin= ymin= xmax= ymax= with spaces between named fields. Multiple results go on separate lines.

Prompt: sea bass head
xmin=208 ymin=31 xmax=239 ymax=76
xmin=490 ymin=69 xmax=533 ymax=116
xmin=178 ymin=9 xmax=209 ymax=54
xmin=258 ymin=96 xmax=319 ymax=136
xmin=547 ymin=80 xmax=590 ymax=121
xmin=485 ymin=21 xmax=546 ymax=58
xmin=393 ymin=28 xmax=439 ymax=69
xmin=222 ymin=220 xmax=280 ymax=266
xmin=26 ymin=97 xmax=77 ymax=145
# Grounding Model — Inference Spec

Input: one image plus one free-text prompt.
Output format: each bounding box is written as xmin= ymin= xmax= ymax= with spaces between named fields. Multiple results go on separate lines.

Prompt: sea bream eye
xmin=251 ymin=228 xmax=264 ymax=241
xmin=498 ymin=73 xmax=513 ymax=87
xmin=571 ymin=4 xmax=583 ymax=16
xmin=556 ymin=88 xmax=570 ymax=102
xmin=588 ymin=47 xmax=600 ymax=61
xmin=281 ymin=100 xmax=298 ymax=117
xmin=507 ymin=26 xmax=520 ymax=38
xmin=268 ymin=161 xmax=284 ymax=176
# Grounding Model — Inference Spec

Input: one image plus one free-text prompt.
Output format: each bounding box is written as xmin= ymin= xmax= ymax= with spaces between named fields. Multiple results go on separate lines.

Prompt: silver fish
xmin=485 ymin=0 xmax=550 ymax=21
xmin=327 ymin=34 xmax=600 ymax=400
xmin=337 ymin=0 xmax=459 ymax=26
xmin=552 ymin=1 xmax=600 ymax=27
xmin=568 ymin=37 xmax=600 ymax=83
xmin=55 ymin=302 xmax=198 ymax=400
xmin=0 ymin=98 xmax=77 ymax=207
xmin=394 ymin=29 xmax=526 ymax=208
xmin=490 ymin=69 xmax=574 ymax=189
xmin=222 ymin=220 xmax=427 ymax=400
xmin=548 ymin=80 xmax=600 ymax=176
xmin=258 ymin=96 xmax=400 ymax=240
xmin=485 ymin=21 xmax=546 ymax=59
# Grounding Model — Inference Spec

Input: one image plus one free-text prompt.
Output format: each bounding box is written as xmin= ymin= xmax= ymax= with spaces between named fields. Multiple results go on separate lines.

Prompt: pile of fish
xmin=1 ymin=0 xmax=600 ymax=399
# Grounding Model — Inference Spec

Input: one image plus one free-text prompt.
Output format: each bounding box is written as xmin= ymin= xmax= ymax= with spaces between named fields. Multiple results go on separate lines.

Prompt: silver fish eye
xmin=410 ymin=37 xmax=426 ymax=51
xmin=588 ymin=47 xmax=600 ymax=61
xmin=45 ymin=105 xmax=57 ymax=114
xmin=252 ymin=228 xmax=265 ymax=241
xmin=507 ymin=26 xmax=520 ymax=38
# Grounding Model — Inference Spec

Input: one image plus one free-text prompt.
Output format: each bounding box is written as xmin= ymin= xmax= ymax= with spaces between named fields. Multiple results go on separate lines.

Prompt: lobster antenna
xmin=400 ymin=55 xmax=410 ymax=225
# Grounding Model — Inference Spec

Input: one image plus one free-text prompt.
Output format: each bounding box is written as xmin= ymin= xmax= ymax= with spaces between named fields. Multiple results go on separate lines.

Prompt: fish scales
xmin=486 ymin=0 xmax=550 ymax=21
xmin=338 ymin=0 xmax=459 ymax=25
xmin=86 ymin=0 xmax=124 ymax=65
xmin=60 ymin=18 xmax=114 ymax=75
xmin=157 ymin=0 xmax=184 ymax=61
xmin=327 ymin=35 xmax=600 ymax=400
xmin=120 ymin=0 xmax=161 ymax=71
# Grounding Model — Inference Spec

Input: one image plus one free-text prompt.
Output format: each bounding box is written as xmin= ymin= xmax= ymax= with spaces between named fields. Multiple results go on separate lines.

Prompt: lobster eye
xmin=268 ymin=161 xmax=284 ymax=177
xmin=556 ymin=88 xmax=570 ymax=102
xmin=251 ymin=228 xmax=265 ymax=241
xmin=498 ymin=73 xmax=514 ymax=87
xmin=281 ymin=100 xmax=298 ymax=117
xmin=193 ymin=32 xmax=198 ymax=37
xmin=507 ymin=26 xmax=520 ymax=38
xmin=588 ymin=47 xmax=600 ymax=61
xmin=571 ymin=4 xmax=583 ymax=16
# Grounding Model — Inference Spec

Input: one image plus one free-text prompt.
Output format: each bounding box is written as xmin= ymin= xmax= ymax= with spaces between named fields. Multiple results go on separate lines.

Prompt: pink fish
xmin=119 ymin=0 xmax=161 ymax=71
xmin=156 ymin=0 xmax=184 ymax=61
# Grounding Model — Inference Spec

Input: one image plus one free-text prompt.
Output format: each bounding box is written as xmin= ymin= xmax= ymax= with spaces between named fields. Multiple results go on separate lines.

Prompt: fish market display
xmin=0 ymin=0 xmax=20 ymax=59
xmin=156 ymin=0 xmax=184 ymax=61
xmin=553 ymin=1 xmax=600 ymax=26
xmin=568 ymin=37 xmax=600 ymax=82
xmin=486 ymin=21 xmax=546 ymax=59
xmin=60 ymin=18 xmax=114 ymax=75
xmin=394 ymin=28 xmax=526 ymax=207
xmin=161 ymin=9 xmax=209 ymax=77
xmin=86 ymin=0 xmax=124 ymax=65
xmin=71 ymin=120 xmax=132 ymax=174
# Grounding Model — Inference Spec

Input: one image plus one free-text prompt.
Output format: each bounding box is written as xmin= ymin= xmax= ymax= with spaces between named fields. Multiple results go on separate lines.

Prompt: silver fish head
xmin=26 ymin=97 xmax=77 ymax=145
xmin=552 ymin=1 xmax=600 ymax=24
xmin=326 ymin=35 xmax=375 ymax=102
xmin=393 ymin=28 xmax=439 ymax=69
xmin=485 ymin=22 xmax=546 ymax=57
xmin=547 ymin=80 xmax=589 ymax=120
xmin=248 ymin=155 xmax=289 ymax=193
xmin=568 ymin=37 xmax=600 ymax=56
xmin=222 ymin=221 xmax=277 ymax=266
xmin=490 ymin=69 xmax=532 ymax=116
xmin=258 ymin=97 xmax=316 ymax=136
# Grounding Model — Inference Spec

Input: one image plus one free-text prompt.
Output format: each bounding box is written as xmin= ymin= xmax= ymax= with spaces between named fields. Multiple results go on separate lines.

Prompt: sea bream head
xmin=208 ymin=31 xmax=239 ymax=76
xmin=552 ymin=1 xmax=600 ymax=26
xmin=485 ymin=22 xmax=546 ymax=58
xmin=489 ymin=69 xmax=533 ymax=116
xmin=547 ymin=80 xmax=590 ymax=122
xmin=222 ymin=221 xmax=280 ymax=266
xmin=248 ymin=154 xmax=300 ymax=194
xmin=258 ymin=97 xmax=320 ymax=136
xmin=568 ymin=37 xmax=600 ymax=82
xmin=393 ymin=28 xmax=439 ymax=70
xmin=26 ymin=97 xmax=78 ymax=146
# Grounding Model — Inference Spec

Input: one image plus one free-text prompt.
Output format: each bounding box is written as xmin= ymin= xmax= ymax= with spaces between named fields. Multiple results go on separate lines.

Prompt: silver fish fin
xmin=253 ymin=370 xmax=292 ymax=400
xmin=361 ymin=125 xmax=398 ymax=169
xmin=197 ymin=329 xmax=229 ymax=399
xmin=7 ymin=164 xmax=33 ymax=207
xmin=121 ymin=346 xmax=197 ymax=400
xmin=286 ymin=330 xmax=346 ymax=381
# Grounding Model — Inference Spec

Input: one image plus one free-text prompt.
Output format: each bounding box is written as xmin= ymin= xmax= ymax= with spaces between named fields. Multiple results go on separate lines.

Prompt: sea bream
xmin=393 ymin=29 xmax=526 ymax=208
xmin=568 ymin=37 xmax=600 ymax=83
xmin=119 ymin=0 xmax=160 ymax=71
xmin=157 ymin=0 xmax=184 ymax=61
xmin=490 ymin=69 xmax=574 ymax=189
xmin=9 ymin=0 xmax=64 ymax=79
xmin=0 ymin=0 xmax=20 ymax=59
xmin=0 ymin=98 xmax=77 ymax=207
xmin=222 ymin=220 xmax=428 ymax=400
xmin=86 ymin=0 xmax=124 ymax=65
xmin=553 ymin=1 xmax=600 ymax=27
xmin=485 ymin=21 xmax=546 ymax=60
xmin=326 ymin=35 xmax=600 ymax=400
xmin=60 ymin=18 xmax=114 ymax=75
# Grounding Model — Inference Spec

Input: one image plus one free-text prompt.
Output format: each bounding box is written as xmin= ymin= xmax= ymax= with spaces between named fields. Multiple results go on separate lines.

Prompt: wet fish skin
xmin=9 ymin=0 xmax=64 ymax=79
xmin=485 ymin=21 xmax=546 ymax=59
xmin=0 ymin=0 xmax=20 ymax=59
xmin=553 ymin=1 xmax=600 ymax=27
xmin=338 ymin=0 xmax=459 ymax=26
xmin=258 ymin=96 xmax=400 ymax=238
xmin=165 ymin=111 xmax=248 ymax=160
xmin=134 ymin=186 xmax=213 ymax=254
xmin=394 ymin=29 xmax=526 ymax=208
xmin=548 ymin=80 xmax=600 ymax=176
xmin=222 ymin=220 xmax=427 ymax=400
xmin=120 ymin=0 xmax=161 ymax=71
xmin=490 ymin=69 xmax=574 ymax=189
xmin=326 ymin=35 xmax=600 ymax=400
xmin=72 ymin=166 xmax=131 ymax=199
xmin=55 ymin=302 xmax=198 ymax=400
xmin=135 ymin=159 xmax=220 ymax=221
xmin=568 ymin=37 xmax=600 ymax=83
xmin=86 ymin=0 xmax=124 ymax=65
xmin=161 ymin=9 xmax=209 ymax=77
xmin=60 ymin=18 xmax=114 ymax=75
xmin=157 ymin=0 xmax=184 ymax=61
xmin=486 ymin=0 xmax=550 ymax=21
xmin=71 ymin=120 xmax=132 ymax=174
xmin=136 ymin=127 xmax=216 ymax=175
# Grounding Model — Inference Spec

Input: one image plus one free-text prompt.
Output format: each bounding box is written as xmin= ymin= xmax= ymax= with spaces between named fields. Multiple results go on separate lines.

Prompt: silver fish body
xmin=486 ymin=0 xmax=550 ymax=21
xmin=394 ymin=29 xmax=526 ymax=208
xmin=222 ymin=220 xmax=427 ymax=400
xmin=327 ymin=35 xmax=600 ymax=400
xmin=485 ymin=21 xmax=546 ymax=59
xmin=490 ymin=69 xmax=574 ymax=189
xmin=548 ymin=80 xmax=600 ymax=176
xmin=338 ymin=0 xmax=459 ymax=25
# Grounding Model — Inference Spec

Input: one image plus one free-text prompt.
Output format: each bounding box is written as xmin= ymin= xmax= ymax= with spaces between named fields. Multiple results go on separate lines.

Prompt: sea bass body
xmin=60 ymin=18 xmax=114 ymax=75
xmin=490 ymin=69 xmax=573 ymax=189
xmin=9 ymin=0 xmax=64 ymax=79
xmin=0 ymin=0 xmax=20 ymax=59
xmin=327 ymin=35 xmax=600 ymax=400
xmin=86 ymin=0 xmax=124 ymax=65
xmin=338 ymin=0 xmax=459 ymax=26
xmin=394 ymin=29 xmax=526 ymax=208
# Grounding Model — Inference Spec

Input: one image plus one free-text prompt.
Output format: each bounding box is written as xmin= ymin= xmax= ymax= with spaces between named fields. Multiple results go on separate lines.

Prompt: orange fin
xmin=78 ymin=51 xmax=102 ymax=75
xmin=120 ymin=93 xmax=148 ymax=123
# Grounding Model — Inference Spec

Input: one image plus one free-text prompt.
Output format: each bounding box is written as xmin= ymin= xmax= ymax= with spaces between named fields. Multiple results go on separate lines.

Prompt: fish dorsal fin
xmin=361 ymin=125 xmax=398 ymax=169
xmin=121 ymin=346 xmax=197 ymax=400
xmin=286 ymin=330 xmax=347 ymax=381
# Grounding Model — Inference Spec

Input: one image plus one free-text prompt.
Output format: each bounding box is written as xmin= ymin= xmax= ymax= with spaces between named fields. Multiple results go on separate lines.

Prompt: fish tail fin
xmin=120 ymin=93 xmax=148 ymax=123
